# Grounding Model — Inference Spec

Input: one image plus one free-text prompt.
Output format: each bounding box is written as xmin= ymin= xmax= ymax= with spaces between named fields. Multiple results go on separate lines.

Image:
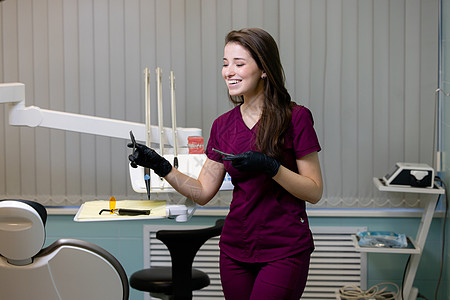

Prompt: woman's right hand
xmin=127 ymin=142 xmax=172 ymax=177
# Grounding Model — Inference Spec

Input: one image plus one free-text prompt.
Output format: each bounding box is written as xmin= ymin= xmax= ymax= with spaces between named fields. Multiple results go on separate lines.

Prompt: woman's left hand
xmin=223 ymin=151 xmax=280 ymax=177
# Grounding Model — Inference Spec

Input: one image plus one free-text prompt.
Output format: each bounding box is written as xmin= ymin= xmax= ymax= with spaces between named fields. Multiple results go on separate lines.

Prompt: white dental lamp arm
xmin=0 ymin=82 xmax=201 ymax=147
xmin=0 ymin=82 xmax=205 ymax=222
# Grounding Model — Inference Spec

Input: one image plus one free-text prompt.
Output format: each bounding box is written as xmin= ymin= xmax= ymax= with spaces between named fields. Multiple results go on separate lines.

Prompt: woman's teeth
xmin=228 ymin=79 xmax=240 ymax=85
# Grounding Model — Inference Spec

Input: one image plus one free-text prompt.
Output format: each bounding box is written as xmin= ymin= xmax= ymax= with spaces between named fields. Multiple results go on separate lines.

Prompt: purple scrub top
xmin=206 ymin=104 xmax=321 ymax=263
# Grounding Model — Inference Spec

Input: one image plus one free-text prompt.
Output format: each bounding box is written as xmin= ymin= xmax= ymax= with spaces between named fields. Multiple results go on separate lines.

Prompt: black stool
xmin=130 ymin=219 xmax=224 ymax=300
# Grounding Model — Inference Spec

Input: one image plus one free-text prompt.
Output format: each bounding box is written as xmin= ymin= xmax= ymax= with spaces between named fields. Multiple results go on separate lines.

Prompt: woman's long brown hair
xmin=225 ymin=28 xmax=293 ymax=159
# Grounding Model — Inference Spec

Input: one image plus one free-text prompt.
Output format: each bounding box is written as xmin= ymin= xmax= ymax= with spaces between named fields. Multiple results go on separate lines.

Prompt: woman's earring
xmin=261 ymin=74 xmax=266 ymax=79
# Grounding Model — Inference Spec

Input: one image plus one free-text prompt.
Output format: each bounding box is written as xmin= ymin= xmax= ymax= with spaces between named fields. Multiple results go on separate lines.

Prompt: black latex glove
xmin=223 ymin=151 xmax=281 ymax=177
xmin=127 ymin=142 xmax=172 ymax=177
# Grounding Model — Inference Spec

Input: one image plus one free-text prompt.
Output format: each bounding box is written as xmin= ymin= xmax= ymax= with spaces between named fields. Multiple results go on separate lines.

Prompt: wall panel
xmin=341 ymin=0 xmax=358 ymax=202
xmin=0 ymin=0 xmax=439 ymax=208
xmin=356 ymin=0 xmax=374 ymax=203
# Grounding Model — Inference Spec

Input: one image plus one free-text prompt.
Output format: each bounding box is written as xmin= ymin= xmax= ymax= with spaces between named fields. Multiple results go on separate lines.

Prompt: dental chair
xmin=130 ymin=219 xmax=224 ymax=300
xmin=0 ymin=199 xmax=129 ymax=300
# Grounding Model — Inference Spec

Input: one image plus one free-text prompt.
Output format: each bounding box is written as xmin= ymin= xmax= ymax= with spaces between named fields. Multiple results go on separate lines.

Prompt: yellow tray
xmin=74 ymin=200 xmax=166 ymax=222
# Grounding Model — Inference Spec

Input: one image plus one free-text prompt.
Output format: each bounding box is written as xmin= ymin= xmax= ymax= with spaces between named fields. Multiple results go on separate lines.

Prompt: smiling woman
xmin=127 ymin=27 xmax=323 ymax=300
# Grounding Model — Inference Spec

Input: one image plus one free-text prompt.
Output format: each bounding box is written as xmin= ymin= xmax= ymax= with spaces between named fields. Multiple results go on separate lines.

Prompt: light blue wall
xmin=45 ymin=213 xmax=445 ymax=300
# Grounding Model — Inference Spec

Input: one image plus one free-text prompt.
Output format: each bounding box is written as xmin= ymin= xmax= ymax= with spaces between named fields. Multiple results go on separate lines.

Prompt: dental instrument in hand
xmin=127 ymin=142 xmax=173 ymax=177
xmin=212 ymin=148 xmax=234 ymax=157
xmin=129 ymin=130 xmax=137 ymax=168
xmin=130 ymin=130 xmax=151 ymax=199
xmin=144 ymin=68 xmax=152 ymax=198
xmin=223 ymin=151 xmax=281 ymax=177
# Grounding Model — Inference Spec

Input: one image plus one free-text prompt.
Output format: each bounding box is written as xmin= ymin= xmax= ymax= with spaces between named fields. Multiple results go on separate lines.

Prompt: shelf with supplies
xmin=350 ymin=177 xmax=445 ymax=300
xmin=351 ymin=235 xmax=420 ymax=254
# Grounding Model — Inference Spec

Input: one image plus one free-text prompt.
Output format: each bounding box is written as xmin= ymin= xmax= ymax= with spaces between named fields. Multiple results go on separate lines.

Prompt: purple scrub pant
xmin=220 ymin=250 xmax=311 ymax=300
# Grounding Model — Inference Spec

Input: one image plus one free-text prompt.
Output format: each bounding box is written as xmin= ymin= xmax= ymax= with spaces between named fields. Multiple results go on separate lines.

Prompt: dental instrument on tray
xmin=98 ymin=196 xmax=151 ymax=216
xmin=170 ymin=71 xmax=179 ymax=169
xmin=99 ymin=208 xmax=151 ymax=216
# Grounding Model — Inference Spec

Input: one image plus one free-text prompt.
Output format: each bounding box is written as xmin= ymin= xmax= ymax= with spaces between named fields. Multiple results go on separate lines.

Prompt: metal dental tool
xmin=130 ymin=130 xmax=136 ymax=154
xmin=212 ymin=148 xmax=234 ymax=157
xmin=156 ymin=67 xmax=165 ymax=188
xmin=99 ymin=195 xmax=150 ymax=215
xmin=170 ymin=71 xmax=179 ymax=169
xmin=99 ymin=208 xmax=151 ymax=216
xmin=144 ymin=68 xmax=152 ymax=199
xmin=156 ymin=67 xmax=164 ymax=158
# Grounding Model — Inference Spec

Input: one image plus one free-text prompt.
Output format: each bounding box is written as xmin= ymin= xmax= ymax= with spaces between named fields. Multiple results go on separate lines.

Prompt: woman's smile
xmin=227 ymin=79 xmax=242 ymax=86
